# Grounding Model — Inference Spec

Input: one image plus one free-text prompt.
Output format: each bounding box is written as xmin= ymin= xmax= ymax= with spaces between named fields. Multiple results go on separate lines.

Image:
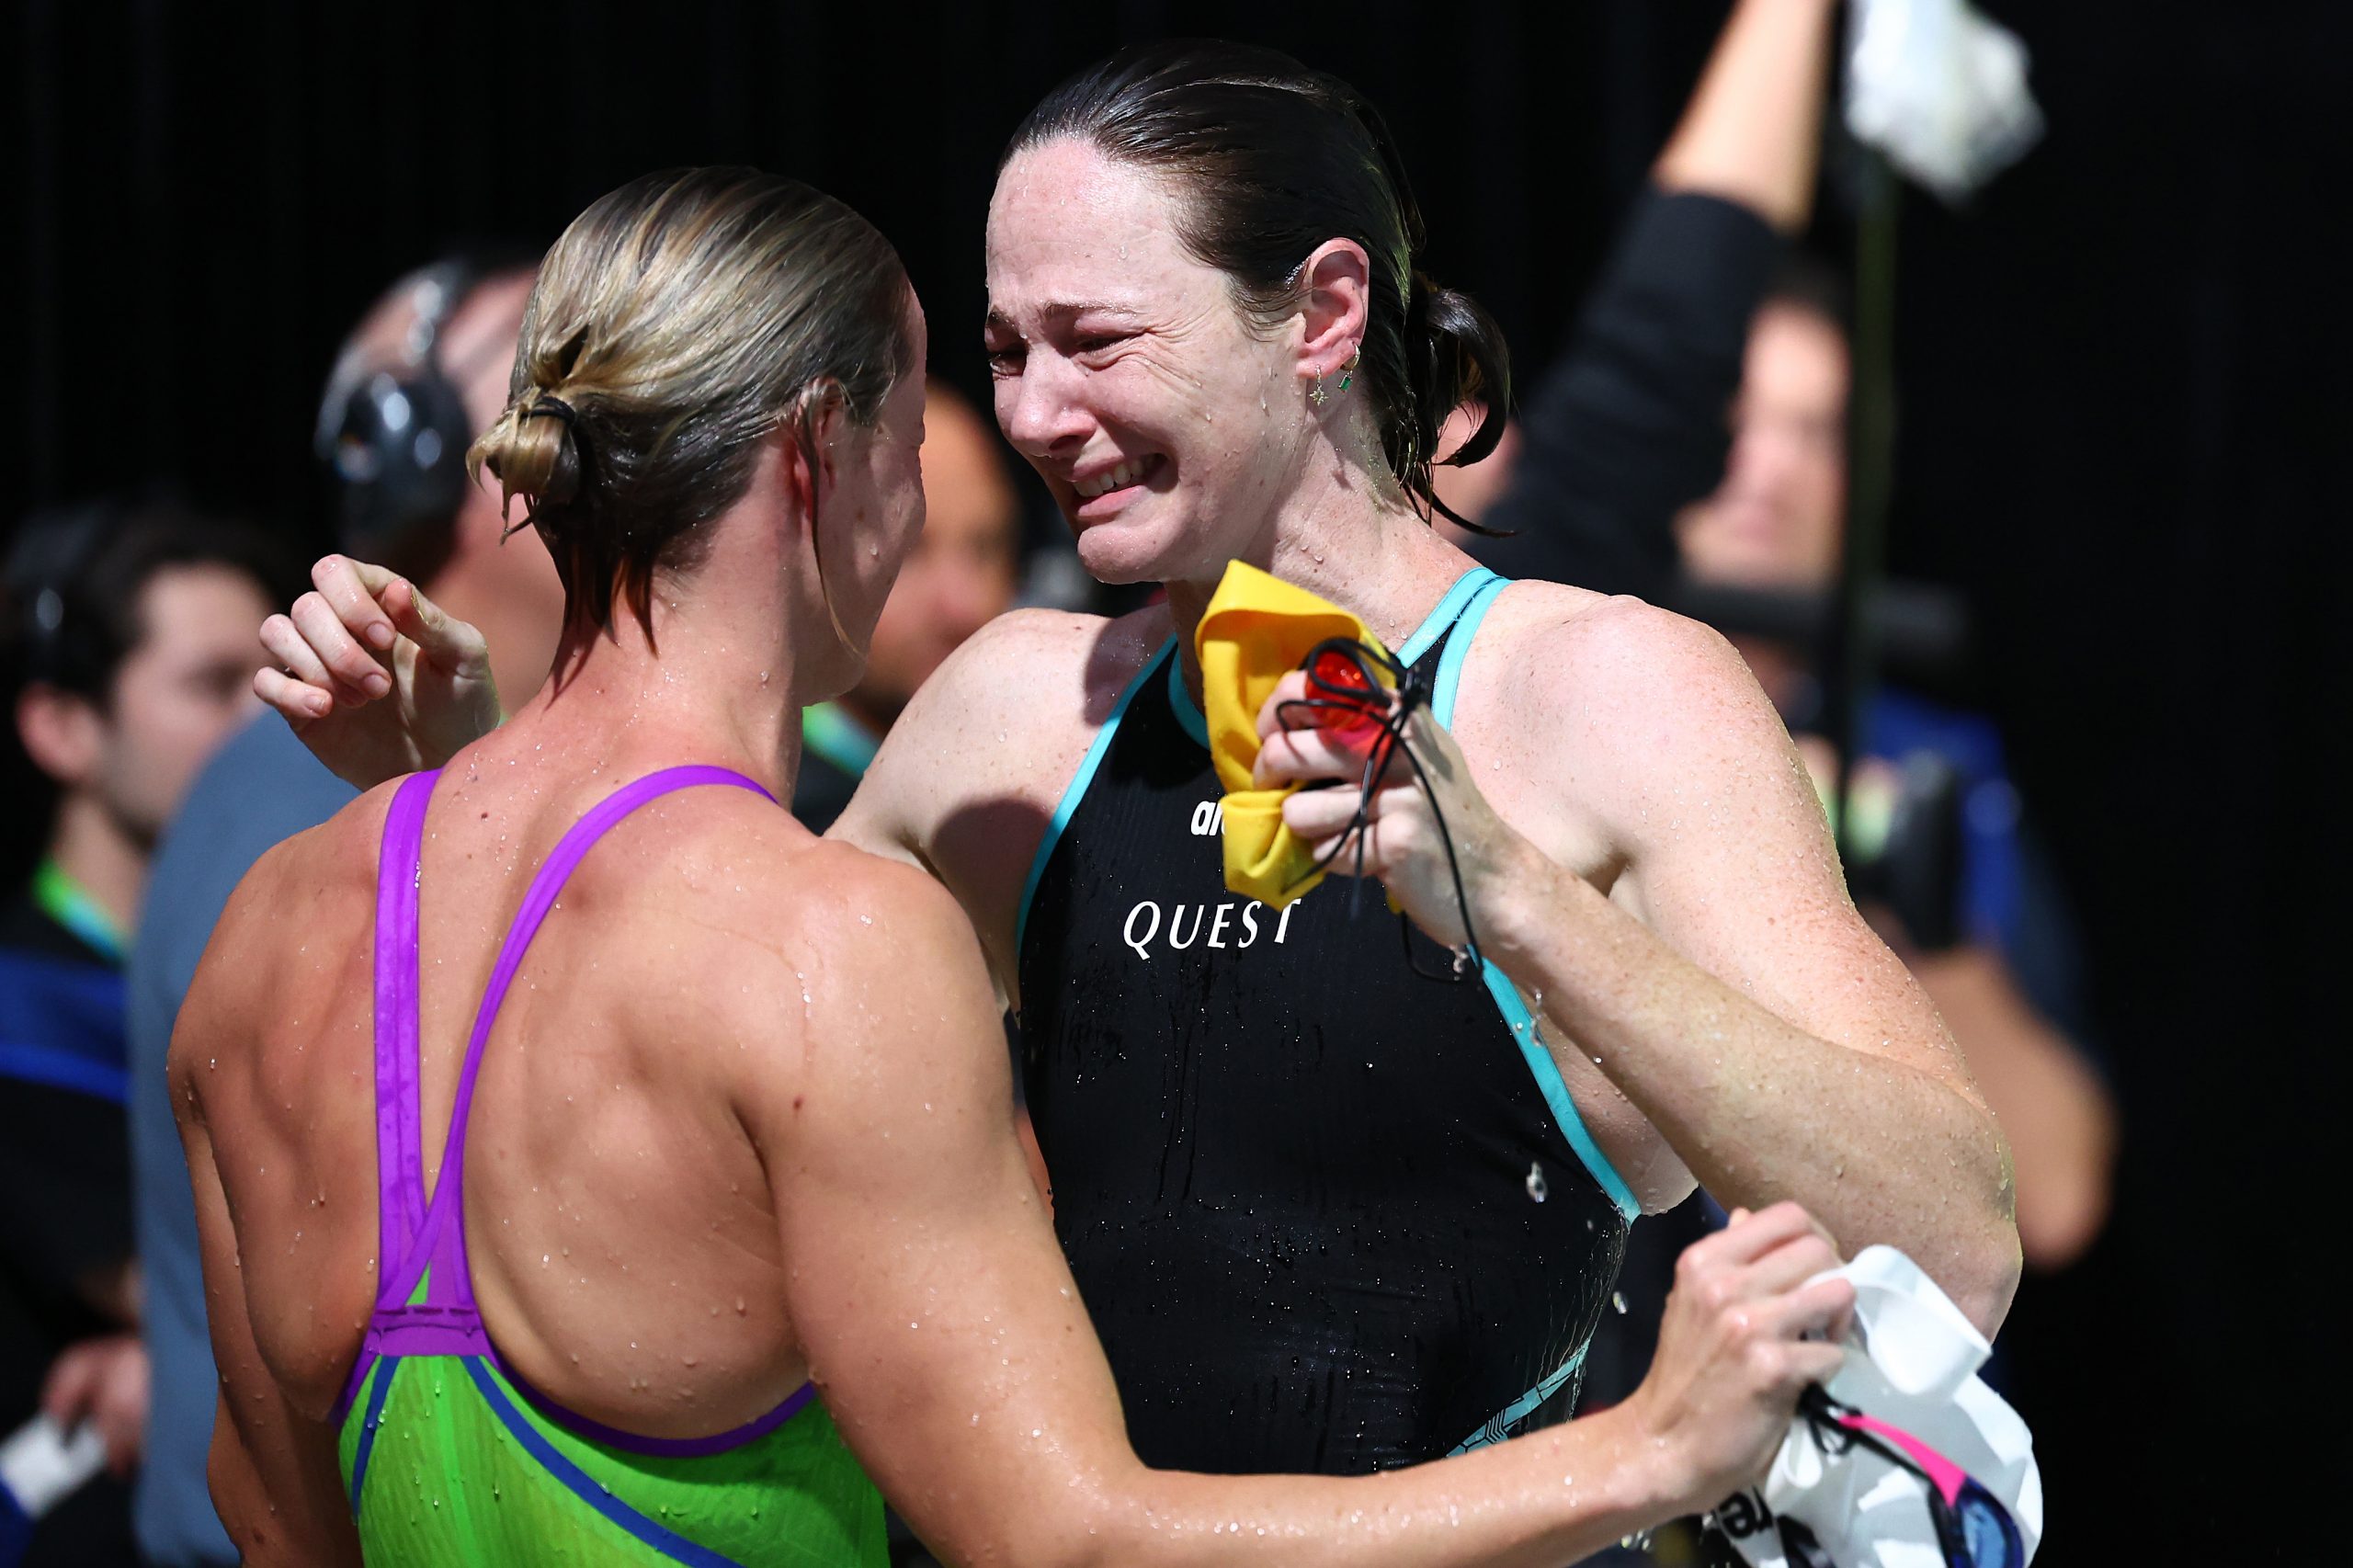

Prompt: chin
xmin=1072 ymin=516 xmax=1179 ymax=586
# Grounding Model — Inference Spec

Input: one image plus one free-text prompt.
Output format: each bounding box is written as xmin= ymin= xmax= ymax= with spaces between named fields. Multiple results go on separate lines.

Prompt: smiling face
xmin=984 ymin=137 xmax=1309 ymax=585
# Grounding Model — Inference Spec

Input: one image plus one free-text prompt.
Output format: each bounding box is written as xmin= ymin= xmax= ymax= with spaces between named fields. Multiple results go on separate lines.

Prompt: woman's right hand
xmin=255 ymin=554 xmax=502 ymax=790
xmin=1623 ymin=1201 xmax=1855 ymax=1513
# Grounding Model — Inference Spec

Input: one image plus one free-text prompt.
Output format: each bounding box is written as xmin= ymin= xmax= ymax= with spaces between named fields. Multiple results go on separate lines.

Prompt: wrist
xmin=1557 ymin=1400 xmax=1688 ymax=1543
xmin=1472 ymin=835 xmax=1584 ymax=970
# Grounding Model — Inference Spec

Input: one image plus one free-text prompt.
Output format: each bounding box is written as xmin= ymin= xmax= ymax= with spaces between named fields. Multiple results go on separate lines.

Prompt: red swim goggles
xmin=1769 ymin=1386 xmax=2026 ymax=1568
xmin=1279 ymin=638 xmax=1478 ymax=982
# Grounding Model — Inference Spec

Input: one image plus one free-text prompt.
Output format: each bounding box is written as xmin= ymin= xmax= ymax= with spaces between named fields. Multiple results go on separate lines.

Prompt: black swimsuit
xmin=1017 ymin=568 xmax=1638 ymax=1475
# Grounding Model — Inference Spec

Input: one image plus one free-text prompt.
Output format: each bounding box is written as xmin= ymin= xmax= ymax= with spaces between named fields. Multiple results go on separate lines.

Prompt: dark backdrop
xmin=9 ymin=2 xmax=2347 ymax=1555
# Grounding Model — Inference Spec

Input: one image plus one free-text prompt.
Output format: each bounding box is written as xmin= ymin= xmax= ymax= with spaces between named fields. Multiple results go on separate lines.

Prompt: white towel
xmin=1717 ymin=1246 xmax=2042 ymax=1566
xmin=1846 ymin=0 xmax=2045 ymax=204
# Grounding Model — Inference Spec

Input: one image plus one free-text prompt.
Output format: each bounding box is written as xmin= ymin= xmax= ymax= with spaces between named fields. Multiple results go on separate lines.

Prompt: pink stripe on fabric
xmin=1838 ymin=1411 xmax=1971 ymax=1506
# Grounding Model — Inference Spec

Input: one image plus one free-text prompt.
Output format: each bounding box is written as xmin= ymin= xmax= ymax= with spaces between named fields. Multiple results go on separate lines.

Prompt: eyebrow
xmin=983 ymin=301 xmax=1144 ymax=333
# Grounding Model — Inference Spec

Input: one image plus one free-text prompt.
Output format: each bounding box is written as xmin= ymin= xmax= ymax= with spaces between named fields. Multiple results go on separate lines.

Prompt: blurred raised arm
xmin=1475 ymin=0 xmax=1838 ymax=595
xmin=1654 ymin=0 xmax=1840 ymax=230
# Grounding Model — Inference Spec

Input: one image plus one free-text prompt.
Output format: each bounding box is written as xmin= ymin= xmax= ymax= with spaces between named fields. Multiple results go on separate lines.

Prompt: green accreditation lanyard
xmin=801 ymin=702 xmax=880 ymax=781
xmin=33 ymin=858 xmax=128 ymax=962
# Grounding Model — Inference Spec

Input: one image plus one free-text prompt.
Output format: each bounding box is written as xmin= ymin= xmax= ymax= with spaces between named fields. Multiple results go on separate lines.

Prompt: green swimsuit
xmin=333 ymin=766 xmax=885 ymax=1565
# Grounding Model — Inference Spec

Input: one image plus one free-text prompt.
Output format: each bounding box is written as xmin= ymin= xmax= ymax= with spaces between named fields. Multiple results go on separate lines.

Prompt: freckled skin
xmin=844 ymin=140 xmax=2018 ymax=1335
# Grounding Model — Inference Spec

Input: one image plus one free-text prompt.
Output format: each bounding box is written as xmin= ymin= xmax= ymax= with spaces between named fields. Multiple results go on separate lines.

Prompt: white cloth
xmin=1846 ymin=0 xmax=2044 ymax=203
xmin=1717 ymin=1246 xmax=2042 ymax=1566
xmin=0 ymin=1415 xmax=104 ymax=1520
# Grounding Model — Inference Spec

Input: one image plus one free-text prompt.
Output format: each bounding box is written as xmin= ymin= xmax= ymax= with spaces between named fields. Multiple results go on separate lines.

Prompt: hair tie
xmin=527 ymin=394 xmax=577 ymax=429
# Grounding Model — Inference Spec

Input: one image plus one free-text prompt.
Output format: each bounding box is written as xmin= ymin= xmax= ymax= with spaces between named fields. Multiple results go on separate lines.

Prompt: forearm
xmin=1079 ymin=1403 xmax=1676 ymax=1568
xmin=1487 ymin=851 xmax=2018 ymax=1330
xmin=208 ymin=1394 xmax=360 ymax=1567
xmin=1653 ymin=0 xmax=1839 ymax=232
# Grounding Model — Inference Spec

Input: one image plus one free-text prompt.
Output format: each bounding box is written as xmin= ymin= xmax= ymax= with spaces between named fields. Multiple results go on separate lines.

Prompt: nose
xmin=995 ymin=352 xmax=1093 ymax=463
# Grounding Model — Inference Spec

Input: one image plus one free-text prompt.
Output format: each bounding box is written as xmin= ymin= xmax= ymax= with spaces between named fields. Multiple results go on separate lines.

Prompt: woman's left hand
xmin=1252 ymin=668 xmax=1533 ymax=951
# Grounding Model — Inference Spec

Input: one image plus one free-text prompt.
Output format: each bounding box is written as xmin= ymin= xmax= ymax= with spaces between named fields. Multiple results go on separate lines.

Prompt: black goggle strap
xmin=1276 ymin=637 xmax=1483 ymax=983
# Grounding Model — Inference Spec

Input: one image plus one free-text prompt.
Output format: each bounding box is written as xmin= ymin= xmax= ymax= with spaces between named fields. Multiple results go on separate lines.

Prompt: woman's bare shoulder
xmin=904 ymin=601 xmax=1172 ymax=737
xmin=844 ymin=602 xmax=1172 ymax=839
xmin=1481 ymin=581 xmax=1760 ymax=718
xmin=172 ymin=779 xmax=406 ymax=1087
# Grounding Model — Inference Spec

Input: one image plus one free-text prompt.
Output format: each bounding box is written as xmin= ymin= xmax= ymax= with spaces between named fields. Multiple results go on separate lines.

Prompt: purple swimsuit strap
xmin=371 ymin=770 xmax=441 ymax=1282
xmin=374 ymin=765 xmax=776 ymax=1319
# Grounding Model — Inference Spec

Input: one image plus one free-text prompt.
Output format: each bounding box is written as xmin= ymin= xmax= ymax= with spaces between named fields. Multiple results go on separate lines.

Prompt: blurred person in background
xmin=793 ymin=379 xmax=1021 ymax=831
xmin=1435 ymin=0 xmax=1843 ymax=603
xmin=1674 ymin=265 xmax=2116 ymax=1271
xmin=122 ymin=257 xmax=551 ymax=1568
xmin=1 ymin=499 xmax=283 ymax=1566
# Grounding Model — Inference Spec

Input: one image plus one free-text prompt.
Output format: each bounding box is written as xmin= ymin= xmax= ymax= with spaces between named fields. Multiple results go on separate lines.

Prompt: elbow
xmin=1949 ymin=1152 xmax=2024 ymax=1338
xmin=948 ymin=1479 xmax=1147 ymax=1568
xmin=1023 ymin=1471 xmax=1215 ymax=1568
xmin=1938 ymin=1101 xmax=2024 ymax=1339
xmin=1952 ymin=1220 xmax=2023 ymax=1341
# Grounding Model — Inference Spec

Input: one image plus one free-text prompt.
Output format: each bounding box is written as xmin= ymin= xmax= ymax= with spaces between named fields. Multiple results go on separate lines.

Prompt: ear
xmin=17 ymin=685 xmax=105 ymax=790
xmin=776 ymin=388 xmax=851 ymax=534
xmin=778 ymin=388 xmax=851 ymax=538
xmin=1294 ymin=238 xmax=1372 ymax=389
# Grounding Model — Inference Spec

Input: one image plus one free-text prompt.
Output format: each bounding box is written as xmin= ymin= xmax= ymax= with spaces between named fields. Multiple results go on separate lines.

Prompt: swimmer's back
xmin=179 ymin=744 xmax=966 ymax=1561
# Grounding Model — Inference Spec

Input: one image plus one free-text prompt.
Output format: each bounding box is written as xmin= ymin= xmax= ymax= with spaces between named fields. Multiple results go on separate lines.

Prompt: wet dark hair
xmin=1006 ymin=40 xmax=1512 ymax=532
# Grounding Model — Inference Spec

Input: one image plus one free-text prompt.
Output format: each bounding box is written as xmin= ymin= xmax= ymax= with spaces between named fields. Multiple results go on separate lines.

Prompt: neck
xmin=1162 ymin=449 xmax=1474 ymax=694
xmin=494 ymin=591 xmax=809 ymax=803
xmin=426 ymin=560 xmax=564 ymax=711
xmin=41 ymin=793 xmax=146 ymax=942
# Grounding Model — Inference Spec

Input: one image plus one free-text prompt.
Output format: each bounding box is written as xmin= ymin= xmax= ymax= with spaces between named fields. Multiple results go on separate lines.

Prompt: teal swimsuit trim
xmin=1431 ymin=579 xmax=1642 ymax=1225
xmin=1016 ymin=649 xmax=1171 ymax=958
